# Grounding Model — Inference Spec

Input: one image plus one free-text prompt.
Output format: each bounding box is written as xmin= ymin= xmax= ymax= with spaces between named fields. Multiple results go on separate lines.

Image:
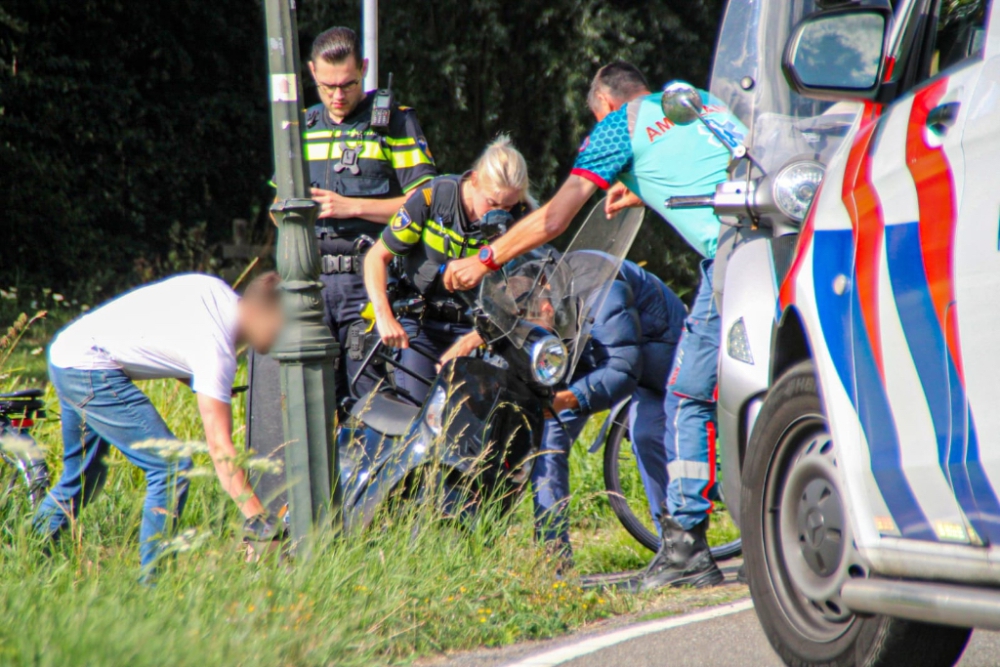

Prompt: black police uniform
xmin=381 ymin=173 xmax=529 ymax=402
xmin=302 ymin=94 xmax=436 ymax=396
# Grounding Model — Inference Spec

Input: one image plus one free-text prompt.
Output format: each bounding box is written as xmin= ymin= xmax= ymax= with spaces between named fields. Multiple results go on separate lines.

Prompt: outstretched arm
xmin=438 ymin=331 xmax=485 ymax=370
xmin=363 ymin=241 xmax=410 ymax=349
xmin=442 ymin=175 xmax=597 ymax=292
xmin=197 ymin=394 xmax=265 ymax=519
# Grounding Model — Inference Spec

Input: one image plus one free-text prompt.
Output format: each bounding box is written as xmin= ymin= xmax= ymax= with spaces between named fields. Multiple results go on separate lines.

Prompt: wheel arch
xmin=770 ymin=306 xmax=814 ymax=386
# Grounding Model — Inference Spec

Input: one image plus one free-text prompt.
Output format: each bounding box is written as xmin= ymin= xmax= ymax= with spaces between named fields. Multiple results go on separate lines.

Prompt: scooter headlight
xmin=773 ymin=160 xmax=825 ymax=223
xmin=530 ymin=335 xmax=568 ymax=387
xmin=424 ymin=385 xmax=448 ymax=436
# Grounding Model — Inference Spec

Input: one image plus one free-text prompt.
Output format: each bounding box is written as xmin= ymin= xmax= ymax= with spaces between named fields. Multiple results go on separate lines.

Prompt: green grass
xmin=0 ymin=313 xmax=741 ymax=667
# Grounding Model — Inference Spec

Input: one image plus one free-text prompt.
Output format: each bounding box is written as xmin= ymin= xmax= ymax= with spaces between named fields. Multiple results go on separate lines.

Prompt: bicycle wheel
xmin=602 ymin=406 xmax=742 ymax=560
xmin=602 ymin=404 xmax=661 ymax=552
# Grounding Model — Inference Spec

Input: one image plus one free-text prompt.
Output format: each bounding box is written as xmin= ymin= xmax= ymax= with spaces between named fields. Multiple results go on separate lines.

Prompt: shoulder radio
xmin=370 ymin=72 xmax=394 ymax=130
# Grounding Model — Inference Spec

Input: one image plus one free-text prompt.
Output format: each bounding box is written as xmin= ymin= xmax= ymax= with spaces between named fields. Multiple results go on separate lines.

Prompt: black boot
xmin=640 ymin=516 xmax=723 ymax=591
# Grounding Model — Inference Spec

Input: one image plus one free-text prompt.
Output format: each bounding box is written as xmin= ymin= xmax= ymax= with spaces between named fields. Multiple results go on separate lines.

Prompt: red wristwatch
xmin=477 ymin=245 xmax=502 ymax=272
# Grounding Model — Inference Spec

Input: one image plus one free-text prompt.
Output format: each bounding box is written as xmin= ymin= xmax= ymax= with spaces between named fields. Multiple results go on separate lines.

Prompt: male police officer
xmin=303 ymin=27 xmax=436 ymax=396
xmin=444 ymin=62 xmax=745 ymax=589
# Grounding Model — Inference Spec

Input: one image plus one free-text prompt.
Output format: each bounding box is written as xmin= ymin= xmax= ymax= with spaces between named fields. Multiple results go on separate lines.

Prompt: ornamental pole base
xmin=271 ymin=197 xmax=341 ymax=556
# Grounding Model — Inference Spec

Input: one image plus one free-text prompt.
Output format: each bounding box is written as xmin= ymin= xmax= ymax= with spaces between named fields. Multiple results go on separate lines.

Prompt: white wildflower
xmin=246 ymin=456 xmax=284 ymax=475
xmin=30 ymin=347 xmax=43 ymax=356
xmin=159 ymin=528 xmax=209 ymax=555
xmin=133 ymin=439 xmax=210 ymax=459
xmin=0 ymin=433 xmax=44 ymax=460
xmin=180 ymin=466 xmax=215 ymax=479
xmin=52 ymin=294 xmax=65 ymax=303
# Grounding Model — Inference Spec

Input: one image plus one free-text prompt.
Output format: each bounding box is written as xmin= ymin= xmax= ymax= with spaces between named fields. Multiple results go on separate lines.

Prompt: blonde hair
xmin=473 ymin=134 xmax=538 ymax=209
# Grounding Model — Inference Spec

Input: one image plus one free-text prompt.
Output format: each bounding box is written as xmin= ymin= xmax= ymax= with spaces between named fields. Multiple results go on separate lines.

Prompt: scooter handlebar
xmin=664 ymin=194 xmax=716 ymax=209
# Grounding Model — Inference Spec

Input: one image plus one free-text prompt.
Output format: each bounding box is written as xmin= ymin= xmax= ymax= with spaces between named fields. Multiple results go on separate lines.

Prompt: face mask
xmin=479 ymin=209 xmax=515 ymax=241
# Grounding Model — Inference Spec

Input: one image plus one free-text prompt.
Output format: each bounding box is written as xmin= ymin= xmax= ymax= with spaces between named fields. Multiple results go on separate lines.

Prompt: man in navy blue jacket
xmin=532 ymin=260 xmax=687 ymax=554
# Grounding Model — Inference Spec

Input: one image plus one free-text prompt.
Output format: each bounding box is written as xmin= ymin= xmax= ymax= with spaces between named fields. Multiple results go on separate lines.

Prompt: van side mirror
xmin=783 ymin=6 xmax=891 ymax=101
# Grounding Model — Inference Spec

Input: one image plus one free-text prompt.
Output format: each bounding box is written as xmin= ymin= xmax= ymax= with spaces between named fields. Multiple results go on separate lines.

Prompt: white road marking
xmin=504 ymin=599 xmax=754 ymax=667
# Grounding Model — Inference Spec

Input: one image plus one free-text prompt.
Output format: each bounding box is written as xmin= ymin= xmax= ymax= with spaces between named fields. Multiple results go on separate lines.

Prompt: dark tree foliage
xmin=0 ymin=0 xmax=722 ymax=299
xmin=0 ymin=0 xmax=272 ymax=296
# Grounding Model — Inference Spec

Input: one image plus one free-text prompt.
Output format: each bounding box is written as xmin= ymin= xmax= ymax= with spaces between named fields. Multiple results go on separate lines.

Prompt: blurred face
xmin=240 ymin=301 xmax=284 ymax=355
xmin=468 ymin=172 xmax=520 ymax=221
xmin=528 ymin=296 xmax=557 ymax=331
xmin=510 ymin=277 xmax=557 ymax=331
xmin=309 ymin=56 xmax=368 ymax=122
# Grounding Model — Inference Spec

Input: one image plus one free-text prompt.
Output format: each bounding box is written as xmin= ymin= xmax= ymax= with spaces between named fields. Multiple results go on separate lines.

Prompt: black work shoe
xmin=639 ymin=516 xmax=724 ymax=591
xmin=736 ymin=563 xmax=747 ymax=585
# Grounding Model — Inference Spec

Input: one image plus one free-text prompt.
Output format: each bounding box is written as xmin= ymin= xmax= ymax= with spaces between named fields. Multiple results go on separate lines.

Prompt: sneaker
xmin=639 ymin=516 xmax=724 ymax=591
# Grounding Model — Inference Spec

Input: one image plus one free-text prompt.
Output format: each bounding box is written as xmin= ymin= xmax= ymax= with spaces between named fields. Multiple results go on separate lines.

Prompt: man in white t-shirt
xmin=38 ymin=272 xmax=284 ymax=573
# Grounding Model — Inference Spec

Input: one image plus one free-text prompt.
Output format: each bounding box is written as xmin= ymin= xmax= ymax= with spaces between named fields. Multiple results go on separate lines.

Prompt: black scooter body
xmin=338 ymin=355 xmax=544 ymax=533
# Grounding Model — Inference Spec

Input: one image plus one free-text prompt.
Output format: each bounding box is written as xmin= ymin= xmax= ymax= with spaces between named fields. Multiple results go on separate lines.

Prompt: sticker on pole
xmin=270 ymin=74 xmax=298 ymax=102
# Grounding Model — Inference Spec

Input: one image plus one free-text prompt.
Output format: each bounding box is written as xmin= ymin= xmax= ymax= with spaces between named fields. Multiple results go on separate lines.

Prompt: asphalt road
xmin=549 ymin=607 xmax=1000 ymax=667
xmin=436 ymin=569 xmax=1000 ymax=667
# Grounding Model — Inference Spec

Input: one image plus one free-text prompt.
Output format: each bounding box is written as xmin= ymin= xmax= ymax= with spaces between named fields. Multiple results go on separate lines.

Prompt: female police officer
xmin=363 ymin=135 xmax=534 ymax=402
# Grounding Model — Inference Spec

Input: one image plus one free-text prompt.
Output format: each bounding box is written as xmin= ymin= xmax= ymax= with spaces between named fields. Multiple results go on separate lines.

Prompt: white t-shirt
xmin=49 ymin=274 xmax=240 ymax=404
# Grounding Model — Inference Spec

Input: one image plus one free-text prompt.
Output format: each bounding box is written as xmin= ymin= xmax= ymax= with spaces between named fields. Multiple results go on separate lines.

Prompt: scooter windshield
xmin=477 ymin=200 xmax=644 ymax=377
xmin=710 ymin=0 xmax=865 ymax=173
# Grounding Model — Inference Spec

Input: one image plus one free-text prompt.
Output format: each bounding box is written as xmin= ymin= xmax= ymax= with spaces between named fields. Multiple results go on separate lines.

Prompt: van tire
xmin=742 ymin=361 xmax=971 ymax=667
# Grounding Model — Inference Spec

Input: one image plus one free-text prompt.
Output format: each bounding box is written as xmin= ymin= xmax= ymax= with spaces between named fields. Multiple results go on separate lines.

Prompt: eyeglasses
xmin=316 ymin=79 xmax=360 ymax=95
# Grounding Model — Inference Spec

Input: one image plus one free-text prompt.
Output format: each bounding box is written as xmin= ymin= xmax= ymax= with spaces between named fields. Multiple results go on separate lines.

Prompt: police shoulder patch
xmin=306 ymin=109 xmax=320 ymax=129
xmin=417 ymin=135 xmax=433 ymax=160
xmin=391 ymin=207 xmax=413 ymax=232
xmin=421 ymin=186 xmax=433 ymax=206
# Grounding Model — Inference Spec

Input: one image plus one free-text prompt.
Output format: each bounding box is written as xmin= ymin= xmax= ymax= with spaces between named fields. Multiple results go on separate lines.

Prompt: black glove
xmin=242 ymin=513 xmax=284 ymax=542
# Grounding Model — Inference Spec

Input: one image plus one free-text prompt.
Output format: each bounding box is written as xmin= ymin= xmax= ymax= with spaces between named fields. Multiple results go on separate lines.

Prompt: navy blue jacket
xmin=568 ymin=260 xmax=687 ymax=413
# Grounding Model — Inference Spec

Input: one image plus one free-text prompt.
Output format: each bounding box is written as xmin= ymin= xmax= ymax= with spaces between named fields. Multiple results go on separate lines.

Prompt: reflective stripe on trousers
xmin=662 ymin=259 xmax=719 ymax=531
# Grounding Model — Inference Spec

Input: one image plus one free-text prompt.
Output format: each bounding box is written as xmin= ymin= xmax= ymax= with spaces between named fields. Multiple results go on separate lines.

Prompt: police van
xmin=705 ymin=0 xmax=1000 ymax=664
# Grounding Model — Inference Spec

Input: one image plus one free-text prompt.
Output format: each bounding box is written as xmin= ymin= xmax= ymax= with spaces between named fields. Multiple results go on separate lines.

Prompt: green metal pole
xmin=262 ymin=0 xmax=340 ymax=553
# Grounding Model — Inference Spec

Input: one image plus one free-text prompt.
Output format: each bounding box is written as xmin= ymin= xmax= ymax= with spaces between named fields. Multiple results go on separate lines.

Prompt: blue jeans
xmin=530 ymin=412 xmax=588 ymax=551
xmin=35 ymin=365 xmax=192 ymax=571
xmin=663 ymin=259 xmax=719 ymax=531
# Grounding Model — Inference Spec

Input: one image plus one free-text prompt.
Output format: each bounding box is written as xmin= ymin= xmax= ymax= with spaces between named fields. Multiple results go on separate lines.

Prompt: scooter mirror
xmin=660 ymin=82 xmax=703 ymax=125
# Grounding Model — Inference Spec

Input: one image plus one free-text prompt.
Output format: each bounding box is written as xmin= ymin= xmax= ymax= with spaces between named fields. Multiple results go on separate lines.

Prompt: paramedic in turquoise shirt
xmin=444 ymin=61 xmax=746 ymax=591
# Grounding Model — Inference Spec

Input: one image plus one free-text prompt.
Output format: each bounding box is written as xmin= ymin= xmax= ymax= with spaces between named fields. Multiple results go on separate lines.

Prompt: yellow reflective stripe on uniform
xmin=402 ymin=176 xmax=434 ymax=195
xmin=422 ymin=229 xmax=448 ymax=256
xmin=423 ymin=219 xmax=484 ymax=258
xmin=305 ymin=129 xmax=378 ymax=140
xmin=426 ymin=218 xmax=482 ymax=246
xmin=305 ymin=140 xmax=390 ymax=162
xmin=391 ymin=147 xmax=433 ymax=169
xmin=385 ymin=136 xmax=417 ymax=147
xmin=390 ymin=224 xmax=422 ymax=247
